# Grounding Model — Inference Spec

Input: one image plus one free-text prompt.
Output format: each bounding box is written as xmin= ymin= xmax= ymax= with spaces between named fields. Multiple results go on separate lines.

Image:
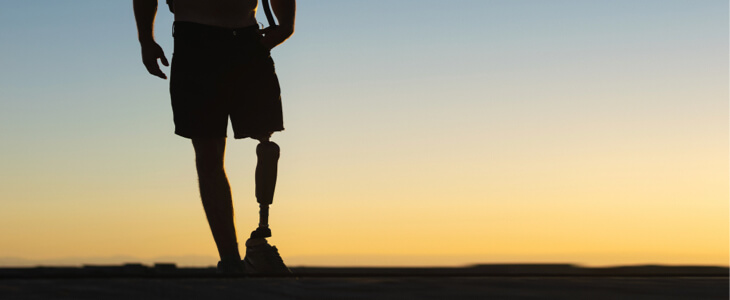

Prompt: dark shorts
xmin=170 ymin=21 xmax=284 ymax=139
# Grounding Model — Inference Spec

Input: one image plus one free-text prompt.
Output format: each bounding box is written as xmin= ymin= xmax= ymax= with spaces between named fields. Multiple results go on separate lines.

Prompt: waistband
xmin=173 ymin=21 xmax=260 ymax=38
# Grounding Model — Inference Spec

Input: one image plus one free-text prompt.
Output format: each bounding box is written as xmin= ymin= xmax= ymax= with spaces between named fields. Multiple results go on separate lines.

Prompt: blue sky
xmin=0 ymin=1 xmax=727 ymax=266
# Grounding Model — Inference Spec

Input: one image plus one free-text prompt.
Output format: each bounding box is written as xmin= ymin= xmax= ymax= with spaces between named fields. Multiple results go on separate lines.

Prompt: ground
xmin=1 ymin=277 xmax=727 ymax=300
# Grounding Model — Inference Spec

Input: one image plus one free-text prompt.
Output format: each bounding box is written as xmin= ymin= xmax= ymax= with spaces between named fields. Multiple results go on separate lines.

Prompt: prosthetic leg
xmin=250 ymin=140 xmax=280 ymax=239
xmin=242 ymin=139 xmax=292 ymax=275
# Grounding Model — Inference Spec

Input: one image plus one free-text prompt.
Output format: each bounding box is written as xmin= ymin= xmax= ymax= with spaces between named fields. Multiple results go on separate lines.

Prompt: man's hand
xmin=259 ymin=26 xmax=294 ymax=50
xmin=260 ymin=0 xmax=296 ymax=50
xmin=140 ymin=41 xmax=169 ymax=79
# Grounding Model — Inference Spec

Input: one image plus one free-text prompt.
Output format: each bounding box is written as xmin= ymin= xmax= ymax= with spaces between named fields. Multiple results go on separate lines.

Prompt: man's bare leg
xmin=192 ymin=138 xmax=240 ymax=263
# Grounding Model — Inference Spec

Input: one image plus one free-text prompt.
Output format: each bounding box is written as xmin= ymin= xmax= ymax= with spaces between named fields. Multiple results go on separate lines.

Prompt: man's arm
xmin=134 ymin=0 xmax=169 ymax=79
xmin=260 ymin=0 xmax=296 ymax=50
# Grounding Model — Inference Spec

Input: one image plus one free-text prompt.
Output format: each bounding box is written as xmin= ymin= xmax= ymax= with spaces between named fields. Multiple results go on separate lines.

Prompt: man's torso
xmin=171 ymin=0 xmax=259 ymax=28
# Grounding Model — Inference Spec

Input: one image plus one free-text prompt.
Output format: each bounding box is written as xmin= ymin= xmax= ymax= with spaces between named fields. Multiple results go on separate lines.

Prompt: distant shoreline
xmin=1 ymin=263 xmax=727 ymax=279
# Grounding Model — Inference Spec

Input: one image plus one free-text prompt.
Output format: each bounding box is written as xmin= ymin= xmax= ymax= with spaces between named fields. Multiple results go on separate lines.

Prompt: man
xmin=133 ymin=0 xmax=296 ymax=274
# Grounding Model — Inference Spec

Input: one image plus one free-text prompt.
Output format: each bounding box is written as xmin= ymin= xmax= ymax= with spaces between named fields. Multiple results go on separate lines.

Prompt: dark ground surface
xmin=1 ymin=264 xmax=727 ymax=299
xmin=1 ymin=277 xmax=727 ymax=300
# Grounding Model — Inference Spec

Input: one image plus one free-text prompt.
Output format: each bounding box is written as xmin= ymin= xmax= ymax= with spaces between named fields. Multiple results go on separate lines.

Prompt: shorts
xmin=170 ymin=21 xmax=284 ymax=139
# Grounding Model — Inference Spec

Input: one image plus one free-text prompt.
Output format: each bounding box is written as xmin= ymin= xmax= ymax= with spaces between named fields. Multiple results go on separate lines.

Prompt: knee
xmin=256 ymin=141 xmax=280 ymax=161
xmin=192 ymin=138 xmax=225 ymax=157
xmin=192 ymin=138 xmax=226 ymax=176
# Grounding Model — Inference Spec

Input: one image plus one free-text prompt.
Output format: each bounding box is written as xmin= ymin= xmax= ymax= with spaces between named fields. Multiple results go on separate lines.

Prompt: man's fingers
xmin=140 ymin=43 xmax=168 ymax=79
xmin=150 ymin=67 xmax=167 ymax=79
xmin=258 ymin=26 xmax=293 ymax=50
xmin=259 ymin=26 xmax=274 ymax=36
xmin=151 ymin=70 xmax=167 ymax=79
xmin=152 ymin=69 xmax=167 ymax=79
xmin=144 ymin=61 xmax=167 ymax=79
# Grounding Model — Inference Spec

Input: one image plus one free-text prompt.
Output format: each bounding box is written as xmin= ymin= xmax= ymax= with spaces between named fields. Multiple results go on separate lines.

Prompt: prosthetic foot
xmin=250 ymin=140 xmax=280 ymax=239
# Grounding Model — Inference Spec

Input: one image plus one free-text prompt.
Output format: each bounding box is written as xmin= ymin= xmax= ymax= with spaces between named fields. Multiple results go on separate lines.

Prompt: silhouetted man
xmin=133 ymin=0 xmax=295 ymax=274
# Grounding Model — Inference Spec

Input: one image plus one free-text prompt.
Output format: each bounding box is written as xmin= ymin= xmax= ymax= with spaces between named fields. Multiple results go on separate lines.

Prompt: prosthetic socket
xmin=250 ymin=141 xmax=280 ymax=239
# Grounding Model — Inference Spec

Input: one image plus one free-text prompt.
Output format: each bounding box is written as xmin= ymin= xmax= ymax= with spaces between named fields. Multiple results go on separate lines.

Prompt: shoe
xmin=243 ymin=240 xmax=293 ymax=276
xmin=216 ymin=259 xmax=245 ymax=274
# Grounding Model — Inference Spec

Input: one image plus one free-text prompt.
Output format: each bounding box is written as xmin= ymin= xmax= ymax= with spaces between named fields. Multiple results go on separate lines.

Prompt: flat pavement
xmin=1 ymin=264 xmax=727 ymax=299
xmin=1 ymin=277 xmax=728 ymax=300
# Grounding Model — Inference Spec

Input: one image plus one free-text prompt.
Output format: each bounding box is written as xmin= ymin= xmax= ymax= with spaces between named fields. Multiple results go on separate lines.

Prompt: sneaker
xmin=243 ymin=240 xmax=293 ymax=276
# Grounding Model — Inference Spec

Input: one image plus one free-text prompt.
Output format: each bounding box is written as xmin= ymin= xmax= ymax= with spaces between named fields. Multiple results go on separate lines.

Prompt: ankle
xmin=220 ymin=254 xmax=241 ymax=262
xmin=220 ymin=246 xmax=241 ymax=262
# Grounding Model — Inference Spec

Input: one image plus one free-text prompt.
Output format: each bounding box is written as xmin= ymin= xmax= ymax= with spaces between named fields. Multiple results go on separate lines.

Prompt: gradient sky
xmin=0 ymin=0 xmax=727 ymax=267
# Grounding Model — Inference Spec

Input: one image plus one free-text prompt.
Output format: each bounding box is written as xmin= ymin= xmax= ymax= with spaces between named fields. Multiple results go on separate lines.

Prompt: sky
xmin=0 ymin=0 xmax=727 ymax=267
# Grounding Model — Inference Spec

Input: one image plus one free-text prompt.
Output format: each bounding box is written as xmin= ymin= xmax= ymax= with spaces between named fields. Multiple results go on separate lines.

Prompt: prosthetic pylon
xmin=250 ymin=140 xmax=280 ymax=239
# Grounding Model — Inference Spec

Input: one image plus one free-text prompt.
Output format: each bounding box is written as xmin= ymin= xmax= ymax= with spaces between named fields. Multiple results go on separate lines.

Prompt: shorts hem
xmin=174 ymin=130 xmax=227 ymax=139
xmin=233 ymin=127 xmax=285 ymax=139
